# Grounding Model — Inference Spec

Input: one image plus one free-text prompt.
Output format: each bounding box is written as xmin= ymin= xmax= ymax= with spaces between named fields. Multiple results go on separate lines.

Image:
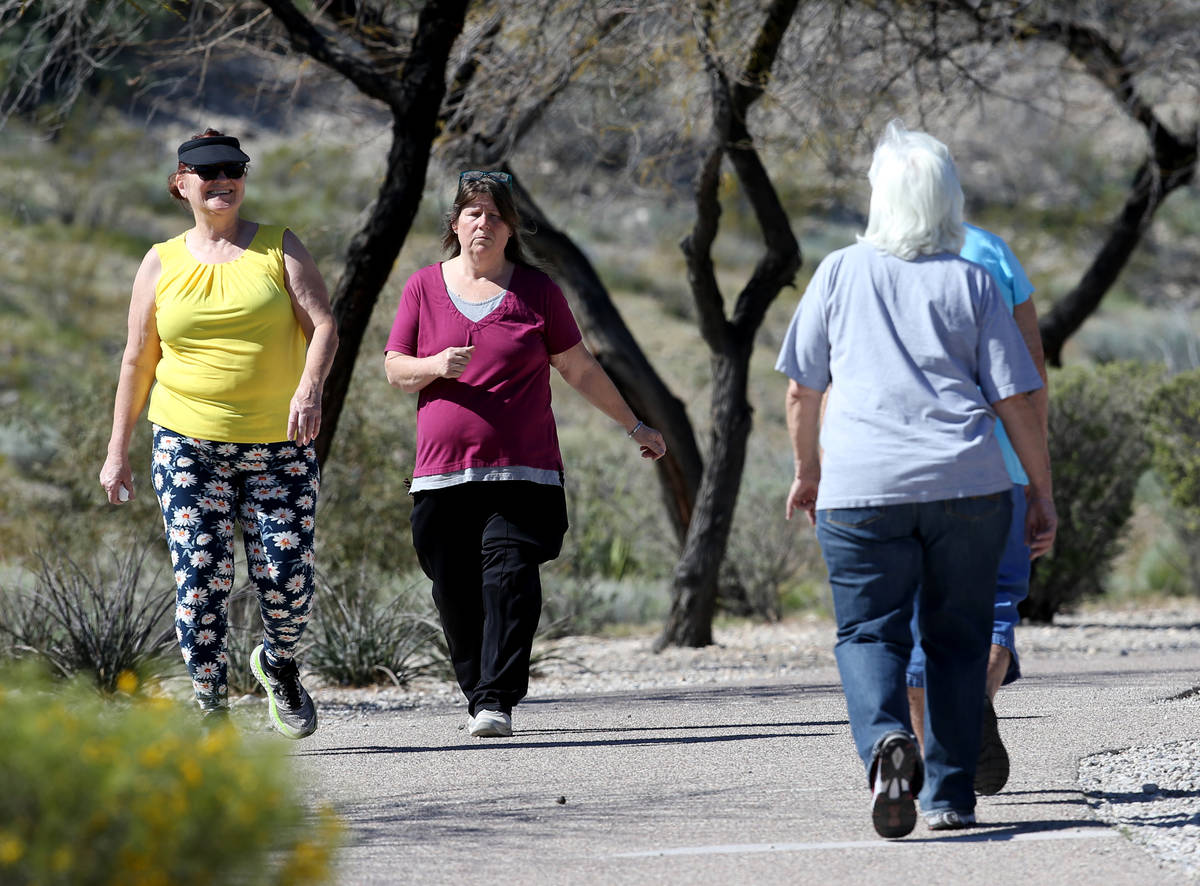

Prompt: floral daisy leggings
xmin=151 ymin=425 xmax=320 ymax=710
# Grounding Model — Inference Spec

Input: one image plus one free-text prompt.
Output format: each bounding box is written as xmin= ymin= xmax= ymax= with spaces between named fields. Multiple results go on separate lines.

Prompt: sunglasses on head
xmin=186 ymin=162 xmax=248 ymax=181
xmin=459 ymin=170 xmax=512 ymax=187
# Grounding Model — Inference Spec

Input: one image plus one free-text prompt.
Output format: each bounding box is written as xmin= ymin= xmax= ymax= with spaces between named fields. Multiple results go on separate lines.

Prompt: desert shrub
xmin=307 ymin=571 xmax=444 ymax=687
xmin=1148 ymin=368 xmax=1200 ymax=524
xmin=1107 ymin=472 xmax=1200 ymax=600
xmin=0 ymin=540 xmax=175 ymax=691
xmin=555 ymin=430 xmax=675 ymax=582
xmin=1023 ymin=361 xmax=1164 ymax=622
xmin=720 ymin=446 xmax=823 ymax=620
xmin=0 ymin=664 xmax=341 ymax=886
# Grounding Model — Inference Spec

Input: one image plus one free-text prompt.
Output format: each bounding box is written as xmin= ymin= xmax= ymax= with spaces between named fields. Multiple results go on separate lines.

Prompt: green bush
xmin=1023 ymin=361 xmax=1164 ymax=622
xmin=1148 ymin=368 xmax=1200 ymax=525
xmin=0 ymin=665 xmax=341 ymax=886
xmin=1107 ymin=472 xmax=1200 ymax=600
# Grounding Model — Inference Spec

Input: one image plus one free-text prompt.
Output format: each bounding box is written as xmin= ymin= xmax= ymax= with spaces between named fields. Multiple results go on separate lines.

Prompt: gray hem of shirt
xmin=410 ymin=466 xmax=562 ymax=492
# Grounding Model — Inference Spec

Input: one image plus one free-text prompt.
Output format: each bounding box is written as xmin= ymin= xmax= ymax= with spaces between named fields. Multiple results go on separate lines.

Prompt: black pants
xmin=411 ymin=481 xmax=568 ymax=716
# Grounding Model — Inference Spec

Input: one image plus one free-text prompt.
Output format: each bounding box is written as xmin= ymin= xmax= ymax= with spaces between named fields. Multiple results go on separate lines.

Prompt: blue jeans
xmin=907 ymin=485 xmax=1030 ymax=688
xmin=816 ymin=492 xmax=1012 ymax=814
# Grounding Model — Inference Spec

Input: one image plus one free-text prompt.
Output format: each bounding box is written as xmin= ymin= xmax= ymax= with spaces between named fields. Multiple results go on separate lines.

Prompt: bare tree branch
xmin=659 ymin=0 xmax=801 ymax=649
xmin=0 ymin=0 xmax=150 ymax=129
xmin=681 ymin=144 xmax=730 ymax=351
xmin=258 ymin=0 xmax=400 ymax=104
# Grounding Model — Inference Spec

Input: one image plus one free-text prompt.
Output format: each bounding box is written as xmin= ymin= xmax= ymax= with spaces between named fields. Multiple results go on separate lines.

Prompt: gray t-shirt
xmin=775 ymin=242 xmax=1043 ymax=509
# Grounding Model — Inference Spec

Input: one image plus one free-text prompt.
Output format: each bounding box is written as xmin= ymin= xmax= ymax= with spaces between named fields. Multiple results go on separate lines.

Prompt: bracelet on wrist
xmin=626 ymin=420 xmax=644 ymax=438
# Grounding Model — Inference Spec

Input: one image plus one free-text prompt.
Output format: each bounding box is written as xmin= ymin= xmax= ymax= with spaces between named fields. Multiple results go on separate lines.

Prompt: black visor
xmin=177 ymin=135 xmax=250 ymax=166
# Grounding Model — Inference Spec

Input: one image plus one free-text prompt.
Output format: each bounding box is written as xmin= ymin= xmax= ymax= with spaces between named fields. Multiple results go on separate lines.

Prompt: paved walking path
xmin=290 ymin=635 xmax=1200 ymax=885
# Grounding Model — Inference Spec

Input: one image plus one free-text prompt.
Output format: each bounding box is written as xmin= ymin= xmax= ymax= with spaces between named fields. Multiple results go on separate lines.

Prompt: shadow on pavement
xmin=526 ymin=682 xmax=847 ymax=705
xmin=905 ymin=816 xmax=1114 ymax=843
xmin=990 ymin=788 xmax=1091 ymax=807
xmin=294 ymin=726 xmax=836 ymax=756
xmin=516 ymin=719 xmax=848 ymax=735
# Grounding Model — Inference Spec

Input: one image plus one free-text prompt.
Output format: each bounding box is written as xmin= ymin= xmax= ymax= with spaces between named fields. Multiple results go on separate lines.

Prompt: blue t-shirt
xmin=961 ymin=224 xmax=1035 ymax=485
xmin=775 ymin=242 xmax=1043 ymax=509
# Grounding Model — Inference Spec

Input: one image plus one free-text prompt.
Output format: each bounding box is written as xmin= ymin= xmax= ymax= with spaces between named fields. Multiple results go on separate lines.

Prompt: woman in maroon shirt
xmin=385 ymin=171 xmax=666 ymax=737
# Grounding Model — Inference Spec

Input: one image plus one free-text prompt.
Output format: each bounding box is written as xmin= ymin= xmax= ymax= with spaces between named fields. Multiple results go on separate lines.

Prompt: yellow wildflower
xmin=0 ymin=833 xmax=24 ymax=865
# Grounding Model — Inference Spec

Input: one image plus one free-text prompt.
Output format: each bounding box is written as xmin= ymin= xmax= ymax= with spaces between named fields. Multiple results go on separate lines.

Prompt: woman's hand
xmin=785 ymin=470 xmax=820 ymax=525
xmin=433 ymin=345 xmax=474 ymax=379
xmin=1025 ymin=492 xmax=1057 ymax=559
xmin=629 ymin=423 xmax=667 ymax=460
xmin=784 ymin=381 xmax=824 ymax=526
xmin=101 ymin=246 xmax=162 ymax=507
xmin=288 ymin=380 xmax=323 ymax=446
xmin=99 ymin=453 xmax=135 ymax=504
xmin=385 ymin=346 xmax=474 ymax=393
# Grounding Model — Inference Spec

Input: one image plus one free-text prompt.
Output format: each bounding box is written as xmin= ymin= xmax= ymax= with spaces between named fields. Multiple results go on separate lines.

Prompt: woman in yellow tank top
xmin=99 ymin=129 xmax=338 ymax=738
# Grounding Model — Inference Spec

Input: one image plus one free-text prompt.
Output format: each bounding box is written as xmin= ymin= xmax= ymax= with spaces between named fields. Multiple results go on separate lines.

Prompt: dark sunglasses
xmin=459 ymin=170 xmax=512 ymax=187
xmin=186 ymin=162 xmax=248 ymax=181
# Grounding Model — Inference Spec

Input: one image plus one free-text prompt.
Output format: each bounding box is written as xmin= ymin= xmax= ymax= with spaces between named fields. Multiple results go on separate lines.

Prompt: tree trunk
xmin=655 ymin=0 xmax=802 ymax=648
xmin=316 ymin=118 xmax=440 ymax=464
xmin=655 ymin=350 xmax=753 ymax=649
xmin=511 ymin=176 xmax=703 ymax=544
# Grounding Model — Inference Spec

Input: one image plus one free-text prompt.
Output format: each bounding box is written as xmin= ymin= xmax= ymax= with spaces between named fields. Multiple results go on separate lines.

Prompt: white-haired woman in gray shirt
xmin=776 ymin=121 xmax=1056 ymax=838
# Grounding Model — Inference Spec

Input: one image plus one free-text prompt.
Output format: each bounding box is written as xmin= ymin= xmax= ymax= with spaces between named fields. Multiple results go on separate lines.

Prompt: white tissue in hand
xmin=118 ymin=486 xmax=130 ymax=502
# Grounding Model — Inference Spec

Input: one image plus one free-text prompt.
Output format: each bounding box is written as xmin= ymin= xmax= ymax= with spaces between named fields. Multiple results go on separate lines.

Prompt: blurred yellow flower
xmin=0 ymin=833 xmax=24 ymax=865
xmin=50 ymin=846 xmax=71 ymax=872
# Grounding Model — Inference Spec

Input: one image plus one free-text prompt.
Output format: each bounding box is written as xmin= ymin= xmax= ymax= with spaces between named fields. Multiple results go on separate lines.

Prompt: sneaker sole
xmin=250 ymin=644 xmax=317 ymax=740
xmin=872 ymin=735 xmax=919 ymax=839
xmin=469 ymin=724 xmax=512 ymax=737
xmin=975 ymin=697 xmax=1009 ymax=795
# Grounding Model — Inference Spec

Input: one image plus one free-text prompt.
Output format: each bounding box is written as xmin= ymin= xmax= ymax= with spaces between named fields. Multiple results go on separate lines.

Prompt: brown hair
xmin=440 ymin=176 xmax=535 ymax=267
xmin=167 ymin=127 xmax=230 ymax=203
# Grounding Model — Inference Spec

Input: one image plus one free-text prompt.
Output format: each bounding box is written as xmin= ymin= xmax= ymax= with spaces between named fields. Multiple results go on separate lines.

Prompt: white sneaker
xmin=468 ymin=709 xmax=512 ymax=737
xmin=925 ymin=809 xmax=976 ymax=830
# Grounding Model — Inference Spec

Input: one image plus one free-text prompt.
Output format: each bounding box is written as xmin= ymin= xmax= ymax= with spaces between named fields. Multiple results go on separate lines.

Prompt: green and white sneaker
xmin=250 ymin=644 xmax=318 ymax=739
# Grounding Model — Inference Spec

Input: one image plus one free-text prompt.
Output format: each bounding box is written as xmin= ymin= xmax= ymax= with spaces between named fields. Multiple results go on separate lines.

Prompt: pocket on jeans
xmin=942 ymin=492 xmax=1007 ymax=522
xmin=823 ymin=506 xmax=887 ymax=528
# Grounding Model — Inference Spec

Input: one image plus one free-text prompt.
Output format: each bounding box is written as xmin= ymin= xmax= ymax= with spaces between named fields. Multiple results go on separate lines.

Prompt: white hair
xmin=858 ymin=120 xmax=965 ymax=260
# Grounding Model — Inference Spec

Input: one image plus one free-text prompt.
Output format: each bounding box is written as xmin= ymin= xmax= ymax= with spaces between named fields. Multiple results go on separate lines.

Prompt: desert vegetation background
xmin=2 ymin=0 xmax=1200 ymax=683
xmin=3 ymin=6 xmax=1199 ymax=880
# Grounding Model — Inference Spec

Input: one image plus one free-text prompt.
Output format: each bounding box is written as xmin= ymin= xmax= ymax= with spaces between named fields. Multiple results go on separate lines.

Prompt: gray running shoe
xmin=250 ymin=644 xmax=317 ymax=739
xmin=975 ymin=696 xmax=1009 ymax=795
xmin=925 ymin=809 xmax=977 ymax=830
xmin=468 ymin=709 xmax=512 ymax=737
xmin=870 ymin=730 xmax=922 ymax=839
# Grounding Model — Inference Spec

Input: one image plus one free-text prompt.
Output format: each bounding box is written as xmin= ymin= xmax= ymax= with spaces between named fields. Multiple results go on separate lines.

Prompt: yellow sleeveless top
xmin=147 ymin=224 xmax=307 ymax=443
